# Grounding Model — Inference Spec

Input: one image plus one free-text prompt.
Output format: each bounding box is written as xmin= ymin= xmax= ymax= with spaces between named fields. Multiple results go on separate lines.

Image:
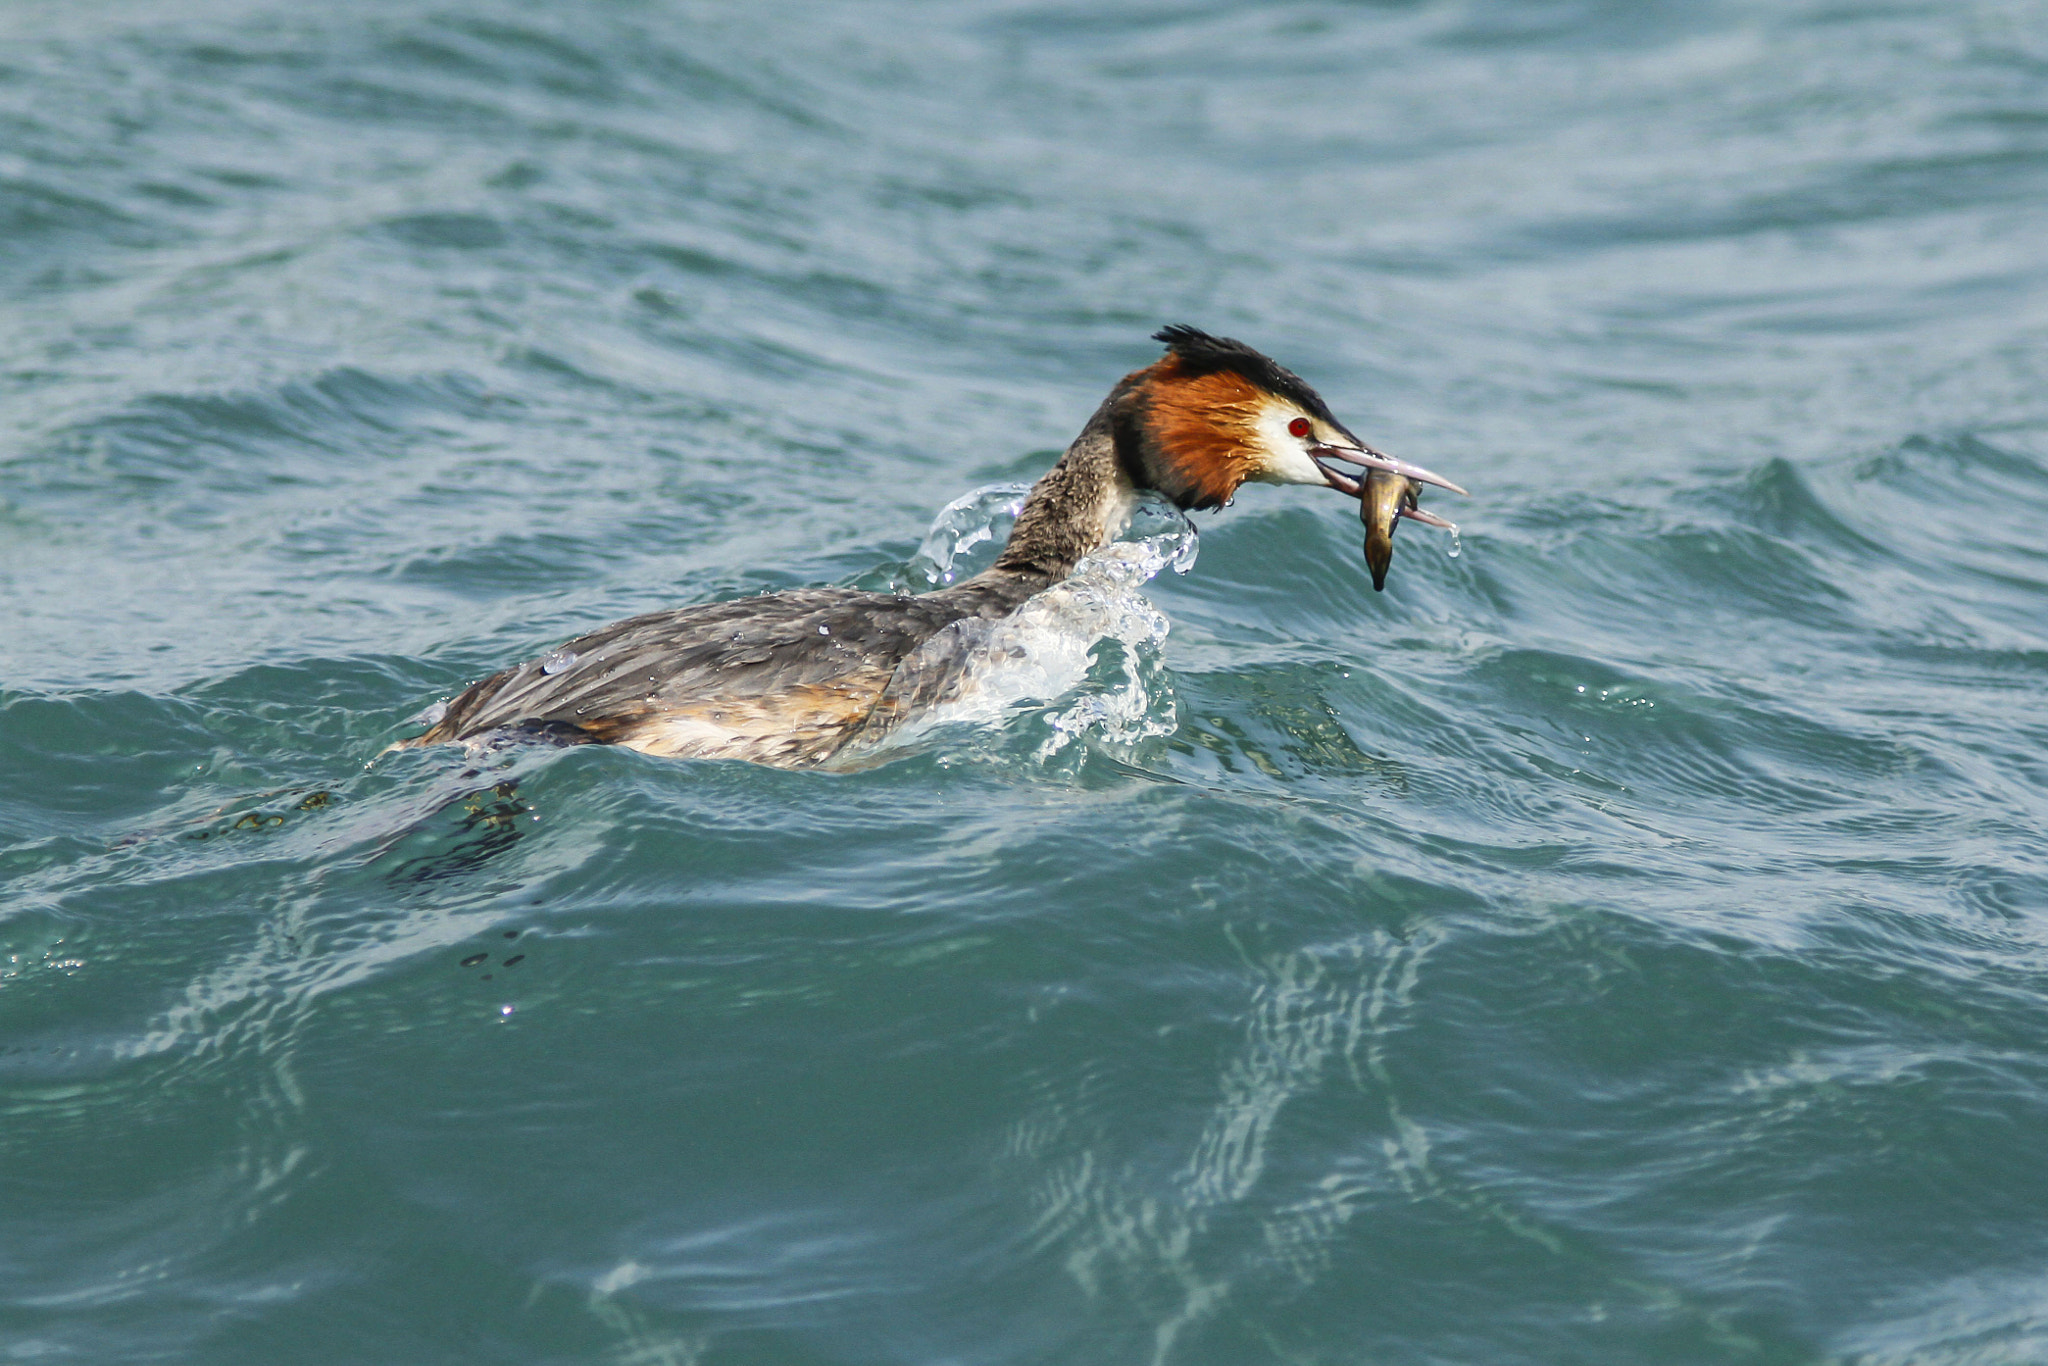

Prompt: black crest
xmin=1152 ymin=325 xmax=1338 ymax=424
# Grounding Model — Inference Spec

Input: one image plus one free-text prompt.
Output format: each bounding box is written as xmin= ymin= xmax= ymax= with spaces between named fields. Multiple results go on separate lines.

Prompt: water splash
xmin=1126 ymin=496 xmax=1200 ymax=577
xmin=899 ymin=483 xmax=1030 ymax=588
xmin=852 ymin=489 xmax=1197 ymax=762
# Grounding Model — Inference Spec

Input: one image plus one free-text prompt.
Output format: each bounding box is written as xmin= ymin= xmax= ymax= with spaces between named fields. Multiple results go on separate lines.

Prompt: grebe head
xmin=1118 ymin=325 xmax=1467 ymax=590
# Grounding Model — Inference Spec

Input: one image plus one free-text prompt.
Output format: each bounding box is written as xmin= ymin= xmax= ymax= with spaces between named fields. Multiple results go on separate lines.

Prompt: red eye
xmin=1288 ymin=417 xmax=1313 ymax=439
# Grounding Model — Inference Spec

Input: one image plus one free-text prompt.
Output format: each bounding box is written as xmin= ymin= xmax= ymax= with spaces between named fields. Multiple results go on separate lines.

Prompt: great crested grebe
xmin=405 ymin=326 xmax=1466 ymax=767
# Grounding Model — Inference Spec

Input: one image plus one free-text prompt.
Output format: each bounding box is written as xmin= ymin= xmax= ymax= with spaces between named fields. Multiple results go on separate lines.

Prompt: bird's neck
xmin=988 ymin=399 xmax=1141 ymax=583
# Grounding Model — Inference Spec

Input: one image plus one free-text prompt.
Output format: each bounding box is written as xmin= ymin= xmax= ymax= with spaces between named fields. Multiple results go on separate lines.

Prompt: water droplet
xmin=542 ymin=649 xmax=577 ymax=674
xmin=818 ymin=625 xmax=830 ymax=635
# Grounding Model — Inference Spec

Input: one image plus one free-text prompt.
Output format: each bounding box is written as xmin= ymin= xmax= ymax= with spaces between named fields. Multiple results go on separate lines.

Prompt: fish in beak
xmin=1310 ymin=441 xmax=1465 ymax=591
xmin=1360 ymin=469 xmax=1407 ymax=592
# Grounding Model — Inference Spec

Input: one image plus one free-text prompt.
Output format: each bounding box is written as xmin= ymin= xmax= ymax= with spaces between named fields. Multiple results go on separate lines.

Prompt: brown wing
xmin=840 ymin=615 xmax=998 ymax=752
xmin=411 ymin=584 xmax=1030 ymax=766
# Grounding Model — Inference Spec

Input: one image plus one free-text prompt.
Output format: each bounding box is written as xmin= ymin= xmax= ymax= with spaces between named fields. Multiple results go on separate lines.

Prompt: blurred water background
xmin=4 ymin=0 xmax=2048 ymax=1361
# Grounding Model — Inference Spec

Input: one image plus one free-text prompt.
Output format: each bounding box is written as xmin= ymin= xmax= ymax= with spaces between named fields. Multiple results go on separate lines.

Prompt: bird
xmin=404 ymin=326 xmax=1466 ymax=768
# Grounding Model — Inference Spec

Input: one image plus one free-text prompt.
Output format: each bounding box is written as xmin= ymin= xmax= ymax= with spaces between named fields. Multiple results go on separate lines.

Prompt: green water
xmin=4 ymin=1 xmax=2048 ymax=1362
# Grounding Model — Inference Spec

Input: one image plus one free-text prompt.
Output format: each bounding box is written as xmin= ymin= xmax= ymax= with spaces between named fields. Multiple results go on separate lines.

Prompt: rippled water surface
xmin=5 ymin=1 xmax=2048 ymax=1361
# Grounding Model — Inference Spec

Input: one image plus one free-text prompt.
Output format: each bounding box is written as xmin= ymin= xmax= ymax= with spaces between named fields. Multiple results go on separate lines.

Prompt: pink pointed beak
xmin=1310 ymin=442 xmax=1468 ymax=497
